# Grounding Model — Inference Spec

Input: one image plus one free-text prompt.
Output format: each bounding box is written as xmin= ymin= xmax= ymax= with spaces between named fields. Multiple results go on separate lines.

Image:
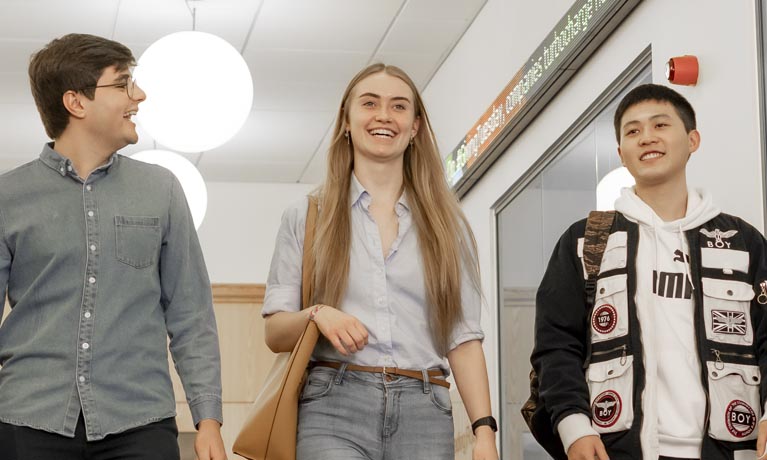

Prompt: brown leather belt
xmin=310 ymin=361 xmax=450 ymax=389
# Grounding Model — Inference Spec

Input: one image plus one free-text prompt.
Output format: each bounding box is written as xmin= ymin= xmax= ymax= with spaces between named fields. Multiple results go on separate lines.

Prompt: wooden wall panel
xmin=171 ymin=283 xmax=272 ymax=459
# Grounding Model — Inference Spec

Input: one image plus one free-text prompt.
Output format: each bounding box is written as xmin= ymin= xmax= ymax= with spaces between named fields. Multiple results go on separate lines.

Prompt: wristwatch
xmin=471 ymin=416 xmax=498 ymax=434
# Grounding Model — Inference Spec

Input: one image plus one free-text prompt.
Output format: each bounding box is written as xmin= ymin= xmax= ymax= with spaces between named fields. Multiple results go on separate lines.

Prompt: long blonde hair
xmin=313 ymin=63 xmax=481 ymax=355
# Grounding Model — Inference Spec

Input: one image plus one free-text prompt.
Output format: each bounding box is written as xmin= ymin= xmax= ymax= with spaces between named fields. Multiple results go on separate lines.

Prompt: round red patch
xmin=592 ymin=390 xmax=622 ymax=428
xmin=725 ymin=399 xmax=756 ymax=438
xmin=592 ymin=304 xmax=618 ymax=334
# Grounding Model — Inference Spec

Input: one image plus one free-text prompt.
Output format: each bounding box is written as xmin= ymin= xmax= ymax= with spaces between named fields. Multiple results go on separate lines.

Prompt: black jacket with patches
xmin=532 ymin=211 xmax=767 ymax=460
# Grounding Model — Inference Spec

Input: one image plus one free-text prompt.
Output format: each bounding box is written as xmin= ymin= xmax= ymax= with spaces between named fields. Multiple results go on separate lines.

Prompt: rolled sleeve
xmin=448 ymin=264 xmax=485 ymax=351
xmin=262 ymin=198 xmax=308 ymax=317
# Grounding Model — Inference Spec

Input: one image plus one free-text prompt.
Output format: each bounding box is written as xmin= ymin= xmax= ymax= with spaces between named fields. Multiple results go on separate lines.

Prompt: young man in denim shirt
xmin=0 ymin=33 xmax=226 ymax=460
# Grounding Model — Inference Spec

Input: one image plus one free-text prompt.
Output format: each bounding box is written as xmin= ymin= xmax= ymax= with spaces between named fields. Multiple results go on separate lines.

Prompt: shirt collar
xmin=39 ymin=142 xmax=118 ymax=178
xmin=349 ymin=172 xmax=410 ymax=215
xmin=350 ymin=173 xmax=367 ymax=207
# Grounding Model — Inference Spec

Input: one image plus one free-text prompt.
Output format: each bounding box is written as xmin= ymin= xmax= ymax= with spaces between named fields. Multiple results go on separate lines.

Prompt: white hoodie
xmin=614 ymin=186 xmax=720 ymax=459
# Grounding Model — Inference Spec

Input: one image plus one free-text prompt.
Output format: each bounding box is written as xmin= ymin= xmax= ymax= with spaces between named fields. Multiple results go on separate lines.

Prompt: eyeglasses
xmin=78 ymin=77 xmax=140 ymax=100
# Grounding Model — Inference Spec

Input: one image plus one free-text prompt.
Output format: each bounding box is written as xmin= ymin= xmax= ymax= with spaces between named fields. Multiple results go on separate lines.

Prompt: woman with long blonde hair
xmin=263 ymin=63 xmax=498 ymax=460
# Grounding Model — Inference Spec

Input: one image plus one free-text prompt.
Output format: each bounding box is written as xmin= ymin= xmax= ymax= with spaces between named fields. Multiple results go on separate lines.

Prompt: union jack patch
xmin=711 ymin=310 xmax=747 ymax=336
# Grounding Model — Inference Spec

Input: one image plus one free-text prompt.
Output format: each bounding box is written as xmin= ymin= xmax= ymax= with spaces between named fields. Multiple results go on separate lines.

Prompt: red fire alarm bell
xmin=666 ymin=55 xmax=698 ymax=86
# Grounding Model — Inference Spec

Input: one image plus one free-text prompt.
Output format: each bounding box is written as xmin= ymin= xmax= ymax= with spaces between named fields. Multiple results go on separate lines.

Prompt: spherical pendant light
xmin=596 ymin=167 xmax=635 ymax=211
xmin=134 ymin=31 xmax=253 ymax=153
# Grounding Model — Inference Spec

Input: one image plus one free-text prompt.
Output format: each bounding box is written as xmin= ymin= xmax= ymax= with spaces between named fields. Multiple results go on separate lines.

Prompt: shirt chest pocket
xmin=115 ymin=216 xmax=161 ymax=269
xmin=599 ymin=232 xmax=628 ymax=274
xmin=702 ymin=278 xmax=755 ymax=346
xmin=591 ymin=274 xmax=629 ymax=343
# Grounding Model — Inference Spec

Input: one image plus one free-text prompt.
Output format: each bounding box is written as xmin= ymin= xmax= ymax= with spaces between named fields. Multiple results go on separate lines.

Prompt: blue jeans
xmin=297 ymin=364 xmax=455 ymax=460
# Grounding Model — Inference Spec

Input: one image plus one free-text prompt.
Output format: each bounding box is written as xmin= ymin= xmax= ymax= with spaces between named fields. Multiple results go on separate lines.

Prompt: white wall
xmin=424 ymin=0 xmax=764 ymax=443
xmin=197 ymin=182 xmax=315 ymax=283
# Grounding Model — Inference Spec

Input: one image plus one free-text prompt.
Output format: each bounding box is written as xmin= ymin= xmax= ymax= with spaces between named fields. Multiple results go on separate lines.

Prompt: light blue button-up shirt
xmin=263 ymin=175 xmax=484 ymax=372
xmin=0 ymin=144 xmax=222 ymax=440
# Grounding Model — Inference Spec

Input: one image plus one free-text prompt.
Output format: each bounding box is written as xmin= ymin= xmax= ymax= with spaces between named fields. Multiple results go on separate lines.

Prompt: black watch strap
xmin=471 ymin=416 xmax=497 ymax=434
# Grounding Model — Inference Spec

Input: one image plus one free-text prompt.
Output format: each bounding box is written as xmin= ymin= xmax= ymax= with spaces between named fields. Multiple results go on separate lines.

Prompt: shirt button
xmin=84 ymin=311 xmax=91 ymax=319
xmin=89 ymin=244 xmax=96 ymax=251
xmin=378 ymin=297 xmax=385 ymax=304
xmin=78 ymin=376 xmax=85 ymax=383
xmin=86 ymin=185 xmax=92 ymax=191
xmin=88 ymin=277 xmax=96 ymax=284
xmin=82 ymin=343 xmax=90 ymax=350
xmin=88 ymin=211 xmax=94 ymax=217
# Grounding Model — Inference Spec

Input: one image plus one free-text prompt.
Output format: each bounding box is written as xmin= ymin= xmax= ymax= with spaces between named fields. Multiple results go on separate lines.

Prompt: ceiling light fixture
xmin=596 ymin=166 xmax=634 ymax=211
xmin=134 ymin=1 xmax=253 ymax=153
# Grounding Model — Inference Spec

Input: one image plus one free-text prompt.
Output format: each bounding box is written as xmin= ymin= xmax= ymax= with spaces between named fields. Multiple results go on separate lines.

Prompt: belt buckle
xmin=381 ymin=366 xmax=394 ymax=382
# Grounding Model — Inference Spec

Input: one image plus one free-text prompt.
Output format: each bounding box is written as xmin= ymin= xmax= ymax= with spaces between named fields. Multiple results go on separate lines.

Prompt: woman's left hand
xmin=472 ymin=427 xmax=498 ymax=460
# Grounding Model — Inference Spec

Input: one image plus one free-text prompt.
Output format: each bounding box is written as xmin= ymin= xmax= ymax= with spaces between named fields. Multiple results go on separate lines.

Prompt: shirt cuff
xmin=557 ymin=413 xmax=599 ymax=454
xmin=447 ymin=331 xmax=485 ymax=351
xmin=189 ymin=395 xmax=223 ymax=428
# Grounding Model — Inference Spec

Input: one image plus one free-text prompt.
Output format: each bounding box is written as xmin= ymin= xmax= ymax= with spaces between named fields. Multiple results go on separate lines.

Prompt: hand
xmin=757 ymin=420 xmax=767 ymax=459
xmin=472 ymin=426 xmax=498 ymax=460
xmin=195 ymin=419 xmax=227 ymax=460
xmin=567 ymin=435 xmax=608 ymax=460
xmin=312 ymin=305 xmax=369 ymax=355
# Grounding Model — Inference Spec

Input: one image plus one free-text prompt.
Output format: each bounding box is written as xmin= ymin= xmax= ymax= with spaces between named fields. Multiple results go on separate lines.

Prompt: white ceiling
xmin=0 ymin=0 xmax=486 ymax=183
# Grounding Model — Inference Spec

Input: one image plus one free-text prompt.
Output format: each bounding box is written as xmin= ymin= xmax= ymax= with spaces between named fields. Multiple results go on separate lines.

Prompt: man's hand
xmin=472 ymin=426 xmax=499 ymax=460
xmin=195 ymin=419 xmax=227 ymax=460
xmin=567 ymin=435 xmax=608 ymax=460
xmin=757 ymin=420 xmax=767 ymax=459
xmin=312 ymin=306 xmax=369 ymax=355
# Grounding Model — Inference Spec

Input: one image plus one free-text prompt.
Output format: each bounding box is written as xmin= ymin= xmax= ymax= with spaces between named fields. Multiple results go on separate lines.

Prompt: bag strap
xmin=583 ymin=211 xmax=616 ymax=279
xmin=301 ymin=196 xmax=319 ymax=310
xmin=582 ymin=210 xmax=615 ymax=368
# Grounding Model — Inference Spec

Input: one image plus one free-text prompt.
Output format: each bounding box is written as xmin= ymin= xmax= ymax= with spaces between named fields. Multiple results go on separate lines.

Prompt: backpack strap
xmin=583 ymin=210 xmax=616 ymax=279
xmin=582 ymin=210 xmax=616 ymax=368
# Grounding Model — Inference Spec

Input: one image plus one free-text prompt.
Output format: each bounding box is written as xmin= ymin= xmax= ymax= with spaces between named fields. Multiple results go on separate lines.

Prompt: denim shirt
xmin=263 ymin=175 xmax=484 ymax=372
xmin=0 ymin=144 xmax=222 ymax=440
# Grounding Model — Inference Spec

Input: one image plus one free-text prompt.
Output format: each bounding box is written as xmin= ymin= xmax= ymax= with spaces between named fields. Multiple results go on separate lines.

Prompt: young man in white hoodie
xmin=531 ymin=83 xmax=767 ymax=460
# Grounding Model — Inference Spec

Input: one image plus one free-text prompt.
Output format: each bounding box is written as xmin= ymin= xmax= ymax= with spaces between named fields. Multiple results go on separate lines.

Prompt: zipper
xmin=591 ymin=344 xmax=627 ymax=365
xmin=758 ymin=280 xmax=767 ymax=305
xmin=711 ymin=348 xmax=756 ymax=370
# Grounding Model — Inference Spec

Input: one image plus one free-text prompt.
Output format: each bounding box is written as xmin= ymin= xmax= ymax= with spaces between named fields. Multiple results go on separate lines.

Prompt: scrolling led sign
xmin=444 ymin=0 xmax=616 ymax=187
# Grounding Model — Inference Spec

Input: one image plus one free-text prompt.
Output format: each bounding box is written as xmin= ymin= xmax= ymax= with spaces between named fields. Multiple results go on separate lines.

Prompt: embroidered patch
xmin=711 ymin=310 xmax=747 ymax=336
xmin=592 ymin=390 xmax=622 ymax=428
xmin=725 ymin=399 xmax=756 ymax=438
xmin=592 ymin=304 xmax=618 ymax=334
xmin=700 ymin=228 xmax=738 ymax=249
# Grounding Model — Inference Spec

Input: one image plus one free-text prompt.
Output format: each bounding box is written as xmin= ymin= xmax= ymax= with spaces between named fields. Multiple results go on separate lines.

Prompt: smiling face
xmin=617 ymin=99 xmax=700 ymax=189
xmin=345 ymin=71 xmax=420 ymax=166
xmin=80 ymin=65 xmax=146 ymax=152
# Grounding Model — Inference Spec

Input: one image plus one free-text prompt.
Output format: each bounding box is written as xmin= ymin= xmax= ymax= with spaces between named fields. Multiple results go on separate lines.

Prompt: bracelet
xmin=308 ymin=305 xmax=325 ymax=322
xmin=471 ymin=416 xmax=497 ymax=434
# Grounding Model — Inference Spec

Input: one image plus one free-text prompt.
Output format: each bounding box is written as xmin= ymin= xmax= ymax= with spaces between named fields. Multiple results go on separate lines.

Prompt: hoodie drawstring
xmin=678 ymin=223 xmax=695 ymax=292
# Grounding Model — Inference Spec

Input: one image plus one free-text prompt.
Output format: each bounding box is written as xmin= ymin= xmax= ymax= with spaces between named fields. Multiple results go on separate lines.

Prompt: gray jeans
xmin=297 ymin=364 xmax=455 ymax=460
